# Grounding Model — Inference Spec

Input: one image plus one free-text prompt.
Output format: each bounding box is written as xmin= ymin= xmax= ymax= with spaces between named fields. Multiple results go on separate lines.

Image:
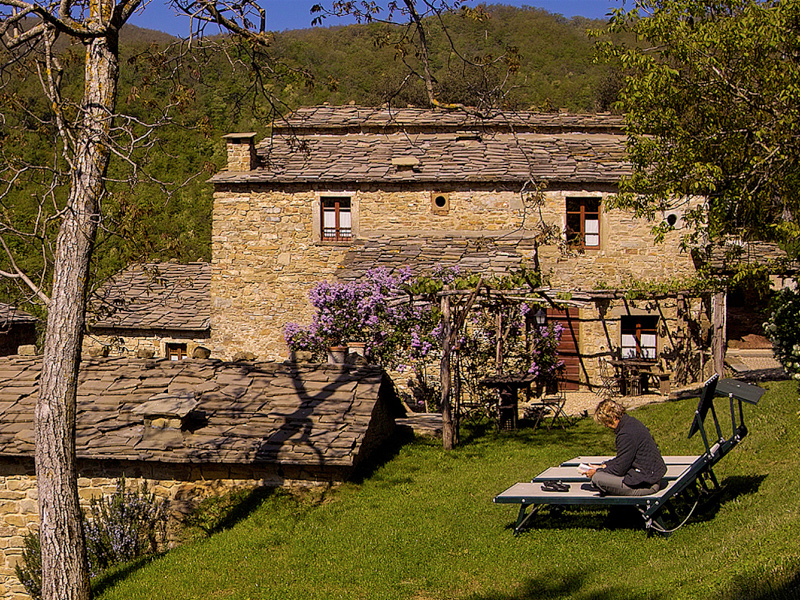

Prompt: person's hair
xmin=594 ymin=398 xmax=626 ymax=427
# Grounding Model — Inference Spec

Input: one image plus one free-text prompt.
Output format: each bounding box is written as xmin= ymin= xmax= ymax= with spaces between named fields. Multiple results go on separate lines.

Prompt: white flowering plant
xmin=765 ymin=286 xmax=800 ymax=382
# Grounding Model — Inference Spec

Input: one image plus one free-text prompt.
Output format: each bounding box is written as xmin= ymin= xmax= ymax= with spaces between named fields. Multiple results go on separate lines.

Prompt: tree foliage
xmin=596 ymin=0 xmax=800 ymax=247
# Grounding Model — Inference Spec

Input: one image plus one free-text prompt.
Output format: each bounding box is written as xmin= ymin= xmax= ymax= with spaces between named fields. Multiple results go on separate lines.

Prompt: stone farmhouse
xmin=209 ymin=105 xmax=714 ymax=391
xmin=0 ymin=105 xmax=751 ymax=597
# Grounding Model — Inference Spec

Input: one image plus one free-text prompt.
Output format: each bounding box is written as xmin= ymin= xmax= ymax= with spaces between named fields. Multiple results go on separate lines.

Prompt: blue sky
xmin=129 ymin=1 xmax=624 ymax=37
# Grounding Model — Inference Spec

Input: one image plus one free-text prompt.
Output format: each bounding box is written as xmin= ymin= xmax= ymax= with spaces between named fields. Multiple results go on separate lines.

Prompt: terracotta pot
xmin=347 ymin=341 xmax=366 ymax=356
xmin=327 ymin=345 xmax=348 ymax=364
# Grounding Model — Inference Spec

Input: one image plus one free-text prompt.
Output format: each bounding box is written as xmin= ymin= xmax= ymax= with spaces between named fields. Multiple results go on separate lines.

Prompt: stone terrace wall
xmin=211 ymin=184 xmax=696 ymax=362
xmin=82 ymin=331 xmax=211 ymax=360
xmin=0 ymin=458 xmax=336 ymax=600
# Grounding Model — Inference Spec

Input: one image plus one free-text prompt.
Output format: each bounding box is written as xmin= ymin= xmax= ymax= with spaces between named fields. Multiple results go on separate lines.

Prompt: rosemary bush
xmin=14 ymin=532 xmax=41 ymax=600
xmin=16 ymin=476 xmax=169 ymax=596
xmin=84 ymin=477 xmax=168 ymax=577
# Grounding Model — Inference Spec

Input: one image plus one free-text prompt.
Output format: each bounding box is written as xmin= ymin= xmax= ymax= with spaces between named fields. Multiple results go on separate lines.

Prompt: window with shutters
xmin=166 ymin=343 xmax=187 ymax=361
xmin=566 ymin=197 xmax=600 ymax=249
xmin=321 ymin=197 xmax=352 ymax=242
xmin=621 ymin=316 xmax=658 ymax=360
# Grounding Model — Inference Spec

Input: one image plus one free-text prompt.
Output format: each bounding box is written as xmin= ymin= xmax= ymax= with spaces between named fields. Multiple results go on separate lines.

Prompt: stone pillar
xmin=222 ymin=133 xmax=258 ymax=172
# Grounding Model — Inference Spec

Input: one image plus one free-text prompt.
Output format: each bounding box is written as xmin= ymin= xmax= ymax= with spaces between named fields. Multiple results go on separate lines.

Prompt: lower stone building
xmin=0 ymin=356 xmax=401 ymax=598
xmin=85 ymin=262 xmax=211 ymax=361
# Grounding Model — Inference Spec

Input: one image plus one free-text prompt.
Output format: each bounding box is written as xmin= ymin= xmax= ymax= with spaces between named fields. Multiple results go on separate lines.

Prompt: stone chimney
xmin=222 ymin=132 xmax=258 ymax=172
xmin=133 ymin=392 xmax=199 ymax=431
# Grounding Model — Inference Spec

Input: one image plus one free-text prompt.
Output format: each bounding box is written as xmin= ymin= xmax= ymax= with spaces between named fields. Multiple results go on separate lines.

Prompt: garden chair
xmin=494 ymin=374 xmax=764 ymax=536
xmin=528 ymin=373 xmax=571 ymax=430
xmin=596 ymin=357 xmax=621 ymax=398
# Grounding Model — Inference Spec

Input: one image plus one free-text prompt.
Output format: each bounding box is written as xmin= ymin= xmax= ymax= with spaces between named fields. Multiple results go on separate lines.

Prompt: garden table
xmin=609 ymin=358 xmax=660 ymax=395
xmin=480 ymin=373 xmax=536 ymax=430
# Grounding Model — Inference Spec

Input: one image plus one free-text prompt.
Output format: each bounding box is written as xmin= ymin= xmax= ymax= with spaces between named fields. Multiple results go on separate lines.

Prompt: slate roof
xmin=274 ymin=105 xmax=625 ymax=134
xmin=0 ymin=357 xmax=396 ymax=469
xmin=89 ymin=262 xmax=210 ymax=333
xmin=0 ymin=303 xmax=37 ymax=326
xmin=211 ymin=105 xmax=629 ymax=186
xmin=337 ymin=233 xmax=539 ymax=282
xmin=693 ymin=240 xmax=799 ymax=274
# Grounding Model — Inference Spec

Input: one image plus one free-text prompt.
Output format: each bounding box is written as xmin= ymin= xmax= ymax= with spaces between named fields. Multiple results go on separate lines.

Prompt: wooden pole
xmin=495 ymin=311 xmax=504 ymax=375
xmin=440 ymin=290 xmax=455 ymax=450
xmin=711 ymin=291 xmax=727 ymax=376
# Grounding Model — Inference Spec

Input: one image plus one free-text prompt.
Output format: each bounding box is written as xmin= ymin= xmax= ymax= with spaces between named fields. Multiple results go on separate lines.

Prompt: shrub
xmin=84 ymin=477 xmax=169 ymax=577
xmin=14 ymin=532 xmax=41 ymax=600
xmin=16 ymin=478 xmax=170 ymax=590
xmin=765 ymin=287 xmax=800 ymax=381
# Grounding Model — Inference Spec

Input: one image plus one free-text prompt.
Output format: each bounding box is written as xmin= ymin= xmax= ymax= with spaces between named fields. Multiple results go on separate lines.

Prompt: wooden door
xmin=547 ymin=308 xmax=581 ymax=390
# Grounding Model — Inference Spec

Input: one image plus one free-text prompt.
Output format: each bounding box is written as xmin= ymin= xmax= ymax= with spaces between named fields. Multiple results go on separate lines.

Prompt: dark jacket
xmin=601 ymin=414 xmax=667 ymax=487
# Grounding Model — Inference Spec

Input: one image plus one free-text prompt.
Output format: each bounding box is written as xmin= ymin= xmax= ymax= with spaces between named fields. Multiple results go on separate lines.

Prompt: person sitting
xmin=583 ymin=399 xmax=667 ymax=496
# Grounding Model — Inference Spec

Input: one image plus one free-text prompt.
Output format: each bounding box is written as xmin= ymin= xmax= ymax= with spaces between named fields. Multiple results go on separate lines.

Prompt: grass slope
xmin=95 ymin=381 xmax=800 ymax=600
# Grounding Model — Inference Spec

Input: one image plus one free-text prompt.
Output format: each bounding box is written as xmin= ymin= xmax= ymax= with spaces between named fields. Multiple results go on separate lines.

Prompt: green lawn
xmin=95 ymin=381 xmax=800 ymax=600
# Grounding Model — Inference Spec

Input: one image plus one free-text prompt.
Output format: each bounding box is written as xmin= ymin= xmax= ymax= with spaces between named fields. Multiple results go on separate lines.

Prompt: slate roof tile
xmin=88 ymin=262 xmax=210 ymax=333
xmin=0 ymin=303 xmax=38 ymax=326
xmin=337 ymin=233 xmax=539 ymax=281
xmin=0 ymin=356 xmax=399 ymax=472
xmin=212 ymin=106 xmax=628 ymax=186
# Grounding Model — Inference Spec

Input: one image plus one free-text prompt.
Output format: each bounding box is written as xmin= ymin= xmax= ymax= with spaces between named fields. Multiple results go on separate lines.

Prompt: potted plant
xmin=283 ymin=323 xmax=322 ymax=362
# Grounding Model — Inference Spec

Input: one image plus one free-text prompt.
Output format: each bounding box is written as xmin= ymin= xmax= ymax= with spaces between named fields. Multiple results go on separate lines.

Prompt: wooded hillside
xmin=0 ymin=4 xmax=620 ymax=314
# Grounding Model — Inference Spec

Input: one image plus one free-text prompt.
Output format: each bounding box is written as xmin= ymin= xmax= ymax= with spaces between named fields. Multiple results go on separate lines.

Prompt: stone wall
xmin=82 ymin=330 xmax=211 ymax=360
xmin=535 ymin=191 xmax=697 ymax=288
xmin=211 ymin=183 xmax=697 ymax=364
xmin=577 ymin=295 xmax=709 ymax=389
xmin=0 ymin=458 xmax=336 ymax=600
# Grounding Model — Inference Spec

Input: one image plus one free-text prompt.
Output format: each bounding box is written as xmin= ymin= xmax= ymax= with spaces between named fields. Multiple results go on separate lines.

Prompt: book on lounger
xmin=577 ymin=463 xmax=593 ymax=475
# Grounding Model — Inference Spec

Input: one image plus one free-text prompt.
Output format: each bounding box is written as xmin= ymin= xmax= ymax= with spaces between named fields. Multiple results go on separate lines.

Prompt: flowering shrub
xmin=283 ymin=322 xmax=324 ymax=358
xmin=284 ymin=265 xmax=565 ymax=410
xmin=14 ymin=533 xmax=41 ymax=600
xmin=83 ymin=477 xmax=168 ymax=577
xmin=14 ymin=477 xmax=168 ymax=595
xmin=527 ymin=320 xmax=565 ymax=383
xmin=285 ymin=268 xmax=416 ymax=358
xmin=765 ymin=287 xmax=800 ymax=381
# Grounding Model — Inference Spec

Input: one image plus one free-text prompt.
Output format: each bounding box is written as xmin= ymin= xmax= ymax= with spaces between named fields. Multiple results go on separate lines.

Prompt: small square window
xmin=566 ymin=198 xmax=600 ymax=249
xmin=321 ymin=197 xmax=352 ymax=242
xmin=621 ymin=316 xmax=658 ymax=360
xmin=166 ymin=343 xmax=187 ymax=361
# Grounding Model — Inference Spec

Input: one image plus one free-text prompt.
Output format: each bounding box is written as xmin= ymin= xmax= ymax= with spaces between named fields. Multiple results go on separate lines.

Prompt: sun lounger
xmin=494 ymin=374 xmax=764 ymax=536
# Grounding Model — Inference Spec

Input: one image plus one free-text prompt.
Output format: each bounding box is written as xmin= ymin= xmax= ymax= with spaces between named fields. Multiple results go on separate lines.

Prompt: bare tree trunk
xmin=35 ymin=24 xmax=119 ymax=600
